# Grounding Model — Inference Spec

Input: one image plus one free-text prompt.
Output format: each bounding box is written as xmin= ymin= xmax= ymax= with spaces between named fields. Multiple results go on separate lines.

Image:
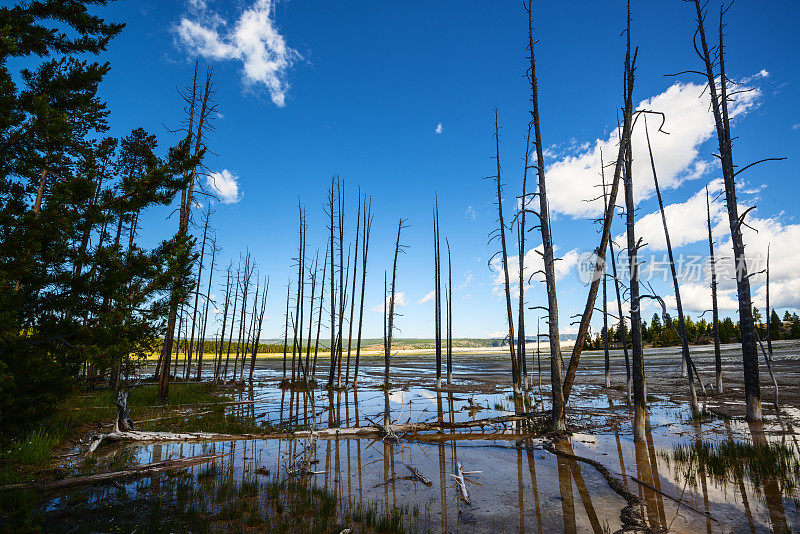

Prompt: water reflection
xmin=24 ymin=371 xmax=800 ymax=533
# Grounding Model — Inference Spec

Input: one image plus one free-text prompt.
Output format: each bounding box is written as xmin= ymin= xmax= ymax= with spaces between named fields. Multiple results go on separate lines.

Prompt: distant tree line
xmin=585 ymin=309 xmax=800 ymax=350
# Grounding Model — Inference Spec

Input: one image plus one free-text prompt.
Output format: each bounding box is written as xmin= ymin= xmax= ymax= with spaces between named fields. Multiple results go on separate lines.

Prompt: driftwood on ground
xmin=0 ymin=453 xmax=222 ymax=492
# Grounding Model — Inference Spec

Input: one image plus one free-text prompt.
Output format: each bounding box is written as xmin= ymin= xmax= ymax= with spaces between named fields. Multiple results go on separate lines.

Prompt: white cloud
xmin=465 ymin=205 xmax=477 ymax=220
xmin=418 ymin=290 xmax=435 ymax=304
xmin=175 ymin=0 xmax=300 ymax=107
xmin=792 ymin=123 xmax=800 ymax=131
xmin=435 ymin=123 xmax=444 ymax=134
xmin=206 ymin=169 xmax=242 ymax=204
xmin=619 ymin=179 xmax=727 ymax=252
xmin=372 ymin=292 xmax=407 ymax=313
xmin=546 ymin=78 xmax=761 ymax=218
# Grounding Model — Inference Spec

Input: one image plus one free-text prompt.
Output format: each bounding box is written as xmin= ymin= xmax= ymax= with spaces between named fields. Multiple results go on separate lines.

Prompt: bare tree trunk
xmin=197 ymin=235 xmax=217 ymax=381
xmin=336 ymin=181 xmax=346 ymax=388
xmin=186 ymin=205 xmax=211 ymax=380
xmin=434 ymin=199 xmax=442 ymax=389
xmin=644 ymin=117 xmax=700 ymax=415
xmin=292 ymin=206 xmax=306 ymax=383
xmin=490 ymin=109 xmax=519 ymax=395
xmin=518 ymin=124 xmax=533 ymax=391
xmin=706 ymin=187 xmax=723 ymax=394
xmin=446 ymin=238 xmax=453 ymax=385
xmin=609 ymin=232 xmax=631 ymax=402
xmin=353 ymin=197 xmax=373 ymax=388
xmin=281 ymin=280 xmax=290 ymax=382
xmin=240 ymin=280 xmax=259 ymax=382
xmin=233 ymin=254 xmax=252 ymax=383
xmin=327 ymin=177 xmax=338 ymax=388
xmin=249 ymin=277 xmax=269 ymax=382
xmin=622 ymin=76 xmax=647 ymax=442
xmin=385 ymin=219 xmax=407 ymax=407
xmin=526 ymin=3 xmax=563 ymax=429
xmin=214 ymin=265 xmax=231 ymax=383
xmin=345 ymin=191 xmax=361 ymax=385
xmin=562 ymin=14 xmax=637 ymax=404
xmin=223 ymin=269 xmax=240 ymax=382
xmin=691 ymin=0 xmax=761 ymax=420
xmin=305 ymin=252 xmax=319 ymax=381
xmin=766 ymin=245 xmax=773 ymax=360
xmin=313 ymin=247 xmax=329 ymax=380
xmin=602 ymin=256 xmax=611 ymax=389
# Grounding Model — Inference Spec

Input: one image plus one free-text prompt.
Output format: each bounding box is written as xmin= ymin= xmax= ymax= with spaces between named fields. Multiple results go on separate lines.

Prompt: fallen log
xmin=86 ymin=411 xmax=550 ymax=453
xmin=87 ymin=430 xmax=258 ymax=454
xmin=0 ymin=453 xmax=223 ymax=492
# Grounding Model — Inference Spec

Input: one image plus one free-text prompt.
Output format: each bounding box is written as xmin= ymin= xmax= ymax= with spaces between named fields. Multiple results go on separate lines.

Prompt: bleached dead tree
xmin=563 ymin=2 xmax=637 ymax=407
xmin=185 ymin=203 xmax=211 ymax=380
xmin=643 ymin=115 xmax=700 ymax=415
xmin=213 ymin=264 xmax=231 ymax=383
xmin=433 ymin=198 xmax=443 ymax=389
xmin=312 ymin=246 xmax=329 ymax=380
xmin=526 ymin=1 xmax=564 ymax=429
xmin=384 ymin=219 xmax=408 ymax=393
xmin=345 ymin=190 xmax=361 ymax=385
xmin=516 ymin=123 xmax=534 ymax=390
xmin=682 ymin=0 xmax=784 ymax=420
xmin=446 ymin=238 xmax=453 ymax=385
xmin=705 ymin=186 xmax=723 ymax=393
xmin=487 ymin=108 xmax=519 ymax=394
xmin=196 ymin=233 xmax=218 ymax=381
xmin=353 ymin=196 xmax=373 ymax=387
xmin=248 ymin=276 xmax=268 ymax=382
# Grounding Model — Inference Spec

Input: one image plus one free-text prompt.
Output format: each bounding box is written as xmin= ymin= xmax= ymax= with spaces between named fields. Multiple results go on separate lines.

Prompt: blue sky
xmin=78 ymin=0 xmax=799 ymax=339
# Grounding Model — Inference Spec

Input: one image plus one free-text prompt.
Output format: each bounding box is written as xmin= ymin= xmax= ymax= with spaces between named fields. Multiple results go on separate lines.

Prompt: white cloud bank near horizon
xmin=175 ymin=0 xmax=300 ymax=107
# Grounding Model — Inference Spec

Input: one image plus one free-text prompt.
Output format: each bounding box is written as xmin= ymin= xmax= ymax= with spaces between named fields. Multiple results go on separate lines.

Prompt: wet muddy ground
xmin=9 ymin=340 xmax=800 ymax=532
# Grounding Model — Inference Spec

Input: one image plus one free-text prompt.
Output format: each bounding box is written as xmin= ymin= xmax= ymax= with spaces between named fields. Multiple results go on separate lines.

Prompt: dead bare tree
xmin=281 ymin=279 xmax=290 ymax=382
xmin=517 ymin=122 xmax=534 ymax=391
xmin=249 ymin=276 xmax=269 ymax=382
xmin=683 ymin=0 xmax=784 ymax=420
xmin=213 ymin=263 xmax=231 ymax=383
xmin=222 ymin=266 xmax=240 ymax=382
xmin=232 ymin=252 xmax=253 ymax=383
xmin=186 ymin=203 xmax=212 ymax=380
xmin=353 ymin=196 xmax=373 ymax=387
xmin=384 ymin=219 xmax=409 ymax=400
xmin=304 ymin=251 xmax=320 ymax=382
xmin=197 ymin=232 xmax=218 ymax=381
xmin=291 ymin=204 xmax=307 ymax=383
xmin=312 ymin=246 xmax=329 ymax=380
xmin=487 ymin=108 xmax=519 ymax=394
xmin=345 ymin=190 xmax=362 ymax=385
xmin=525 ymin=1 xmax=564 ymax=429
xmin=562 ymin=6 xmax=637 ymax=406
xmin=446 ymin=238 xmax=453 ymax=385
xmin=336 ymin=180 xmax=346 ymax=388
xmin=644 ymin=116 xmax=700 ymax=415
xmin=239 ymin=277 xmax=259 ymax=382
xmin=705 ymin=186 xmax=723 ymax=393
xmin=619 ymin=19 xmax=647 ymax=440
xmin=434 ymin=198 xmax=442 ymax=389
xmin=326 ymin=176 xmax=339 ymax=388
